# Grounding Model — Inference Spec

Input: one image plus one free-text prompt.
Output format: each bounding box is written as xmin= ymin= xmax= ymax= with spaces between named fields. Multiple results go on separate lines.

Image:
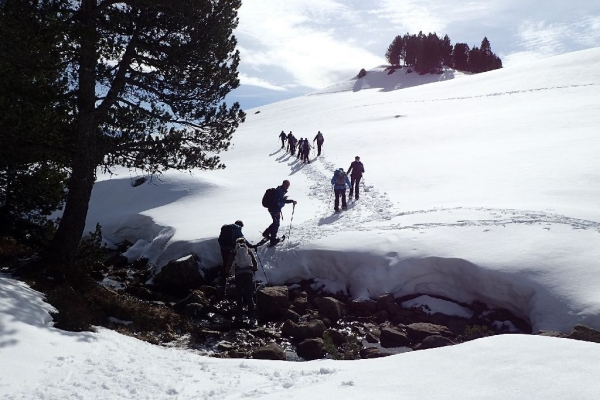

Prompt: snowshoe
xmin=268 ymin=235 xmax=285 ymax=247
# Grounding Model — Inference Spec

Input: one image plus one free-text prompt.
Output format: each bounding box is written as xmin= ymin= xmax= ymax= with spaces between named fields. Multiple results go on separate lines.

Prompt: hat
xmin=234 ymin=220 xmax=244 ymax=227
xmin=338 ymin=167 xmax=344 ymax=171
xmin=355 ymin=156 xmax=360 ymax=160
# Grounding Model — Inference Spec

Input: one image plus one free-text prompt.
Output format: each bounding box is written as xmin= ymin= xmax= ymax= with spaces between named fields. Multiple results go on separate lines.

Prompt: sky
xmin=2 ymin=47 xmax=600 ymax=398
xmin=227 ymin=0 xmax=600 ymax=109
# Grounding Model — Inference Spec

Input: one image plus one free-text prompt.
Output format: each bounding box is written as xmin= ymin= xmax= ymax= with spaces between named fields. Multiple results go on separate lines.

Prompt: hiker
xmin=279 ymin=130 xmax=287 ymax=148
xmin=289 ymin=134 xmax=297 ymax=155
xmin=262 ymin=180 xmax=297 ymax=246
xmin=227 ymin=237 xmax=258 ymax=322
xmin=218 ymin=220 xmax=254 ymax=284
xmin=302 ymin=138 xmax=312 ymax=163
xmin=313 ymin=131 xmax=325 ymax=156
xmin=287 ymin=131 xmax=295 ymax=153
xmin=297 ymin=138 xmax=304 ymax=159
xmin=331 ymin=168 xmax=351 ymax=212
xmin=347 ymin=156 xmax=365 ymax=200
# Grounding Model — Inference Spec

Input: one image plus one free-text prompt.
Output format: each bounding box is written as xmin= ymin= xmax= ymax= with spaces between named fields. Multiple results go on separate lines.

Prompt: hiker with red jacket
xmin=347 ymin=156 xmax=365 ymax=200
xmin=262 ymin=180 xmax=297 ymax=246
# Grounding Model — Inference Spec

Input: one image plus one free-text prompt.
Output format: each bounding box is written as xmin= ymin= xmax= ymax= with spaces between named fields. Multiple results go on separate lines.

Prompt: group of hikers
xmin=279 ymin=130 xmax=325 ymax=163
xmin=217 ymin=135 xmax=365 ymax=323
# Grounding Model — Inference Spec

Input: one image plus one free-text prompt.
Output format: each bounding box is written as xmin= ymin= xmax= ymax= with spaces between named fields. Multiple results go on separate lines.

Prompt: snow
xmin=2 ymin=47 xmax=600 ymax=398
xmin=401 ymin=295 xmax=474 ymax=319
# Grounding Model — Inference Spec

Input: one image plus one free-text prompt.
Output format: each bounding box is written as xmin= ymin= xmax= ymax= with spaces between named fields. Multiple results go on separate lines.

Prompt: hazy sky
xmin=227 ymin=0 xmax=600 ymax=109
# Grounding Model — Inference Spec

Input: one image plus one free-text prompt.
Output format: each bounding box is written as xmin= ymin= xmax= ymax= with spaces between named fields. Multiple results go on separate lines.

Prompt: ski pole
xmin=255 ymin=251 xmax=270 ymax=286
xmin=288 ymin=203 xmax=296 ymax=239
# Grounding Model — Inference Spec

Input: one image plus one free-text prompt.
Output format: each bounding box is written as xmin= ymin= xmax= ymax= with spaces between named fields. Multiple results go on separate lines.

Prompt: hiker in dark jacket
xmin=302 ymin=139 xmax=312 ymax=163
xmin=218 ymin=220 xmax=254 ymax=284
xmin=279 ymin=130 xmax=287 ymax=148
xmin=263 ymin=180 xmax=297 ymax=246
xmin=297 ymin=138 xmax=304 ymax=159
xmin=313 ymin=131 xmax=325 ymax=156
xmin=347 ymin=156 xmax=365 ymax=200
xmin=289 ymin=135 xmax=297 ymax=155
xmin=286 ymin=131 xmax=294 ymax=153
xmin=330 ymin=168 xmax=351 ymax=212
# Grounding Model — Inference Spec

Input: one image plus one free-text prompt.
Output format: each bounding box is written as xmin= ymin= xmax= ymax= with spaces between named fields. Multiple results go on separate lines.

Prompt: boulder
xmin=104 ymin=252 xmax=129 ymax=269
xmin=252 ymin=343 xmax=286 ymax=360
xmin=347 ymin=300 xmax=378 ymax=316
xmin=173 ymin=290 xmax=211 ymax=312
xmin=318 ymin=297 xmax=345 ymax=322
xmin=380 ymin=327 xmax=411 ymax=348
xmin=373 ymin=310 xmax=389 ymax=324
xmin=281 ymin=319 xmax=326 ymax=341
xmin=256 ymin=286 xmax=289 ymax=319
xmin=153 ymin=254 xmax=205 ymax=296
xmin=324 ymin=329 xmax=346 ymax=346
xmin=297 ymin=338 xmax=326 ymax=360
xmin=291 ymin=296 xmax=308 ymax=315
xmin=283 ymin=309 xmax=301 ymax=323
xmin=360 ymin=347 xmax=391 ymax=359
xmin=414 ymin=335 xmax=455 ymax=350
xmin=406 ymin=323 xmax=454 ymax=342
xmin=568 ymin=324 xmax=600 ymax=344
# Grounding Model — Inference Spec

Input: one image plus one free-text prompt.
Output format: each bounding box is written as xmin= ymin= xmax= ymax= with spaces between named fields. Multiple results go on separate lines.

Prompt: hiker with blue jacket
xmin=262 ymin=180 xmax=297 ymax=246
xmin=331 ymin=168 xmax=351 ymax=212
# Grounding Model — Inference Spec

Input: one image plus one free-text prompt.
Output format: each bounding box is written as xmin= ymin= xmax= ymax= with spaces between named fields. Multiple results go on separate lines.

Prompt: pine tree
xmin=0 ymin=0 xmax=70 ymax=241
xmin=385 ymin=35 xmax=404 ymax=66
xmin=452 ymin=43 xmax=470 ymax=71
xmin=36 ymin=0 xmax=246 ymax=268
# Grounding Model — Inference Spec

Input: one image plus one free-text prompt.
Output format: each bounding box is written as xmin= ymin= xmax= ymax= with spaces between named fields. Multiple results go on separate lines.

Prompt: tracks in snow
xmin=271 ymin=151 xmax=600 ymax=250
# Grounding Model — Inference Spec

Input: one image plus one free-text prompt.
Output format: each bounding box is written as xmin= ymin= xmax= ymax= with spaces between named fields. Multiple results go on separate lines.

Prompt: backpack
xmin=335 ymin=171 xmax=347 ymax=186
xmin=218 ymin=224 xmax=235 ymax=247
xmin=316 ymin=133 xmax=324 ymax=143
xmin=262 ymin=187 xmax=277 ymax=208
xmin=233 ymin=242 xmax=253 ymax=269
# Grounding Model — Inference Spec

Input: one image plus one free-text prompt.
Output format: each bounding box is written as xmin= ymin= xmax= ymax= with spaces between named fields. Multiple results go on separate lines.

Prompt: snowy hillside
xmin=85 ymin=47 xmax=600 ymax=333
xmin=2 ymin=47 xmax=600 ymax=400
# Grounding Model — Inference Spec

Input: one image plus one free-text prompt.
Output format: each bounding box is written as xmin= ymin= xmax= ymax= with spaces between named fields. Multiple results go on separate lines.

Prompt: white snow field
xmin=2 ymin=48 xmax=600 ymax=398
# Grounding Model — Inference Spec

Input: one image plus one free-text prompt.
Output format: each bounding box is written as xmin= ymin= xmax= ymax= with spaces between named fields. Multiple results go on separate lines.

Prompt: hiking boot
xmin=269 ymin=238 xmax=281 ymax=247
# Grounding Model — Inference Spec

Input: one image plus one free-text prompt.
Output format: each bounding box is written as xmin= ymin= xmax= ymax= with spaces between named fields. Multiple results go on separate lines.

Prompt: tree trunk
xmin=47 ymin=0 xmax=98 ymax=268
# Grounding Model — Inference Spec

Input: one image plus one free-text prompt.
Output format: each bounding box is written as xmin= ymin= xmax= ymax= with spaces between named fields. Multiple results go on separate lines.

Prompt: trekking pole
xmin=255 ymin=251 xmax=270 ymax=286
xmin=288 ymin=203 xmax=296 ymax=239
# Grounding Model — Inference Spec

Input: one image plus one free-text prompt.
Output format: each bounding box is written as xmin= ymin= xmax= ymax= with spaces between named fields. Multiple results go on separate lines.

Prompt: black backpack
xmin=262 ymin=188 xmax=277 ymax=208
xmin=218 ymin=224 xmax=236 ymax=247
xmin=335 ymin=171 xmax=347 ymax=186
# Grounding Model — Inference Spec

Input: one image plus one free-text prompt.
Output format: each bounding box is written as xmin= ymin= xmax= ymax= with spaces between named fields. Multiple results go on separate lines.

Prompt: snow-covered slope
xmin=84 ymin=48 xmax=600 ymax=333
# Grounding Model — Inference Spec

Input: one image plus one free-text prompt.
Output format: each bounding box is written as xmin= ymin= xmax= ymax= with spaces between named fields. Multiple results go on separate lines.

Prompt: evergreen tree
xmin=468 ymin=46 xmax=483 ymax=73
xmin=385 ymin=35 xmax=404 ymax=66
xmin=0 ymin=0 xmax=70 ymax=241
xmin=452 ymin=43 xmax=470 ymax=71
xmin=440 ymin=34 xmax=453 ymax=67
xmin=30 ymin=0 xmax=246 ymax=268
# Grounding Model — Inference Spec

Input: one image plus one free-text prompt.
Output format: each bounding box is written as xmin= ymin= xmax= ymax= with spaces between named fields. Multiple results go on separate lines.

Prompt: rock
xmin=414 ymin=335 xmax=455 ymax=350
xmin=183 ymin=303 xmax=207 ymax=318
xmin=297 ymin=338 xmax=326 ymax=360
xmin=252 ymin=343 xmax=286 ymax=360
xmin=538 ymin=330 xmax=568 ymax=338
xmin=380 ymin=327 xmax=411 ymax=348
xmin=373 ymin=310 xmax=389 ymax=324
xmin=228 ymin=350 xmax=250 ymax=359
xmin=360 ymin=347 xmax=391 ymax=359
xmin=347 ymin=300 xmax=378 ymax=316
xmin=283 ymin=309 xmax=301 ymax=323
xmin=217 ymin=341 xmax=235 ymax=351
xmin=153 ymin=254 xmax=205 ymax=296
xmin=324 ymin=329 xmax=346 ymax=346
xmin=318 ymin=297 xmax=345 ymax=322
xmin=568 ymin=324 xmax=600 ymax=343
xmin=132 ymin=257 xmax=149 ymax=270
xmin=281 ymin=319 xmax=326 ymax=341
xmin=406 ymin=323 xmax=454 ymax=342
xmin=291 ymin=296 xmax=308 ymax=315
xmin=116 ymin=240 xmax=134 ymax=253
xmin=365 ymin=332 xmax=380 ymax=344
xmin=173 ymin=290 xmax=211 ymax=312
xmin=256 ymin=286 xmax=289 ymax=319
